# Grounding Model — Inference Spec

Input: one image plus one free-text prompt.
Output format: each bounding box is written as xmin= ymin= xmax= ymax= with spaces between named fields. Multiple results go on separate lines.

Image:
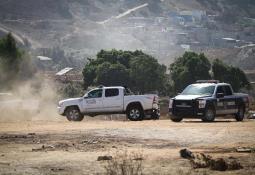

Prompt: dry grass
xmin=104 ymin=150 xmax=144 ymax=175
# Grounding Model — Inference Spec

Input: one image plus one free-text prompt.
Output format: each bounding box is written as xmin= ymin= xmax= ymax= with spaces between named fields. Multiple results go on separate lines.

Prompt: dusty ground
xmin=0 ymin=117 xmax=255 ymax=175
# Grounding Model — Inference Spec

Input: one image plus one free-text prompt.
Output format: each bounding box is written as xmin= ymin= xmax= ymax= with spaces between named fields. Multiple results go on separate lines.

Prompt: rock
xmin=0 ymin=162 xmax=10 ymax=166
xmin=97 ymin=156 xmax=113 ymax=161
xmin=191 ymin=159 xmax=208 ymax=169
xmin=210 ymin=158 xmax=228 ymax=171
xmin=133 ymin=157 xmax=143 ymax=161
xmin=28 ymin=133 xmax=36 ymax=136
xmin=50 ymin=168 xmax=64 ymax=172
xmin=180 ymin=149 xmax=243 ymax=171
xmin=236 ymin=148 xmax=252 ymax=153
xmin=227 ymin=160 xmax=243 ymax=170
xmin=191 ymin=153 xmax=211 ymax=168
xmin=180 ymin=149 xmax=194 ymax=159
xmin=32 ymin=148 xmax=43 ymax=152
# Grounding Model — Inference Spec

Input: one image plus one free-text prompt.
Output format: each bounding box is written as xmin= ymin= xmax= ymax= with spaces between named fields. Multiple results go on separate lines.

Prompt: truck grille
xmin=173 ymin=100 xmax=196 ymax=116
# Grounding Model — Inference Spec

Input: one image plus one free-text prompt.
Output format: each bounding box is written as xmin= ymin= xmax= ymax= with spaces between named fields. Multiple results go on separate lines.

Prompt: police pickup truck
xmin=58 ymin=86 xmax=160 ymax=121
xmin=169 ymin=80 xmax=249 ymax=122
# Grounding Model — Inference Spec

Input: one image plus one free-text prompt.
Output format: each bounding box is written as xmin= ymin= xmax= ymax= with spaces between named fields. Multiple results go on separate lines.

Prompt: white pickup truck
xmin=58 ymin=86 xmax=160 ymax=121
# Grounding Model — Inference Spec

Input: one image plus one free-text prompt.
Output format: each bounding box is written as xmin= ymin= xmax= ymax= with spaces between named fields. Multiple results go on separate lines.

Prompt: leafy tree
xmin=129 ymin=55 xmax=166 ymax=93
xmin=169 ymin=52 xmax=211 ymax=93
xmin=96 ymin=62 xmax=130 ymax=86
xmin=83 ymin=49 xmax=167 ymax=94
xmin=0 ymin=33 xmax=34 ymax=89
xmin=212 ymin=59 xmax=250 ymax=91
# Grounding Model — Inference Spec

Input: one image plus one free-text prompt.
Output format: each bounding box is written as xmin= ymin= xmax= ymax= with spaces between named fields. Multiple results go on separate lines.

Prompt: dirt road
xmin=0 ymin=118 xmax=254 ymax=174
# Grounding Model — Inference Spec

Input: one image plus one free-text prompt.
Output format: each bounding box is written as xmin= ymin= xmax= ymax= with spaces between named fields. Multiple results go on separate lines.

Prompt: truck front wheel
xmin=170 ymin=115 xmax=183 ymax=122
xmin=235 ymin=105 xmax=245 ymax=121
xmin=65 ymin=107 xmax=84 ymax=121
xmin=202 ymin=106 xmax=215 ymax=122
xmin=126 ymin=106 xmax=144 ymax=121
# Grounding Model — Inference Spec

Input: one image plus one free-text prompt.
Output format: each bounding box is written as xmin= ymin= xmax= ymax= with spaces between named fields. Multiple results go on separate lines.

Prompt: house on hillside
xmin=55 ymin=67 xmax=83 ymax=82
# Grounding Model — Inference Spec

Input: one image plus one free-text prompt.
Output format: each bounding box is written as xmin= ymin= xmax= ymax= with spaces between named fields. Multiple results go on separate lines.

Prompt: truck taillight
xmin=153 ymin=96 xmax=156 ymax=104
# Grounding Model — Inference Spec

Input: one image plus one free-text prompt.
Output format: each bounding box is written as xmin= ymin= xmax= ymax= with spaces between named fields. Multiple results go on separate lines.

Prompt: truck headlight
xmin=169 ymin=99 xmax=173 ymax=109
xmin=198 ymin=100 xmax=206 ymax=109
xmin=58 ymin=102 xmax=63 ymax=107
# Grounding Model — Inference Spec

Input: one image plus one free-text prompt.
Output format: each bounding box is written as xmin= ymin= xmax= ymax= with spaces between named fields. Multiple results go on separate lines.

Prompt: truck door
xmin=83 ymin=89 xmax=103 ymax=113
xmin=103 ymin=88 xmax=123 ymax=112
xmin=215 ymin=86 xmax=226 ymax=115
xmin=222 ymin=85 xmax=238 ymax=114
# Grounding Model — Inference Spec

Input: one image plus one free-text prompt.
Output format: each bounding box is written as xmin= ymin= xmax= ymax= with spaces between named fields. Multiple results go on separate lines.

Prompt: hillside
xmin=0 ymin=0 xmax=254 ymax=70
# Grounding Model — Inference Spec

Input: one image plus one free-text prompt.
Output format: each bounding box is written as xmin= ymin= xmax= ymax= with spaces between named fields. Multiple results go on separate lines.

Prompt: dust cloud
xmin=0 ymin=75 xmax=62 ymax=122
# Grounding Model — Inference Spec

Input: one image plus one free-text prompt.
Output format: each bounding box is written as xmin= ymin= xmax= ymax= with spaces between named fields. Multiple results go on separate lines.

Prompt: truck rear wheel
xmin=126 ymin=106 xmax=144 ymax=121
xmin=170 ymin=115 xmax=183 ymax=122
xmin=202 ymin=106 xmax=215 ymax=122
xmin=235 ymin=105 xmax=245 ymax=121
xmin=65 ymin=107 xmax=84 ymax=121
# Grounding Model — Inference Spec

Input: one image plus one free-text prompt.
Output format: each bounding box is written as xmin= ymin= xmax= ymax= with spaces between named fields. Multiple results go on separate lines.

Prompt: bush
xmin=104 ymin=150 xmax=144 ymax=175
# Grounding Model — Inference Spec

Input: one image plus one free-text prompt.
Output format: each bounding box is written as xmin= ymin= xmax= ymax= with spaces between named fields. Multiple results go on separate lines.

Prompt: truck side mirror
xmin=216 ymin=93 xmax=224 ymax=98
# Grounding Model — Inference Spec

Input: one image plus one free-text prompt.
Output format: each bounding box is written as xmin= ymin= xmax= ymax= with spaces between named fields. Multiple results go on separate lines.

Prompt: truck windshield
xmin=181 ymin=85 xmax=215 ymax=95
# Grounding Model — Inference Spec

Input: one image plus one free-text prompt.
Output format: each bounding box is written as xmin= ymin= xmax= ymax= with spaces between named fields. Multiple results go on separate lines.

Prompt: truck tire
xmin=65 ymin=107 xmax=84 ymax=121
xmin=235 ymin=105 xmax=245 ymax=121
xmin=126 ymin=105 xmax=144 ymax=121
xmin=202 ymin=106 xmax=215 ymax=122
xmin=170 ymin=115 xmax=183 ymax=122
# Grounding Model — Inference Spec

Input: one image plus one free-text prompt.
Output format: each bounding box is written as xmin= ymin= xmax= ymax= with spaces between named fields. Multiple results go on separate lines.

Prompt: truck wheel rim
xmin=69 ymin=110 xmax=79 ymax=120
xmin=130 ymin=109 xmax=140 ymax=119
xmin=206 ymin=109 xmax=214 ymax=120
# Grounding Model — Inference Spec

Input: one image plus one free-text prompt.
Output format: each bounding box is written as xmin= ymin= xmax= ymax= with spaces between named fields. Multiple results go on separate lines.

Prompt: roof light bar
xmin=196 ymin=80 xmax=219 ymax=84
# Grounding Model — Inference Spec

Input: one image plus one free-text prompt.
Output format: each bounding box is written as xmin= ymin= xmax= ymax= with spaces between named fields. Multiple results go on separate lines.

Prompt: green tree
xmin=212 ymin=59 xmax=250 ymax=91
xmin=129 ymin=55 xmax=166 ymax=93
xmin=96 ymin=62 xmax=130 ymax=86
xmin=169 ymin=52 xmax=211 ymax=93
xmin=0 ymin=33 xmax=34 ymax=89
xmin=83 ymin=58 xmax=97 ymax=89
xmin=0 ymin=33 xmax=22 ymax=88
xmin=82 ymin=49 xmax=167 ymax=94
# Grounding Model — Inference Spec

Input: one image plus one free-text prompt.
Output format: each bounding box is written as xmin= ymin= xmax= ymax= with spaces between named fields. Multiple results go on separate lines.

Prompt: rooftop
xmin=56 ymin=67 xmax=73 ymax=76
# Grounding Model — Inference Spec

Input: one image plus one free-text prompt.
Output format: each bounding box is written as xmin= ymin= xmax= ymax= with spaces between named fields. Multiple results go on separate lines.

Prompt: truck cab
xmin=169 ymin=80 xmax=249 ymax=122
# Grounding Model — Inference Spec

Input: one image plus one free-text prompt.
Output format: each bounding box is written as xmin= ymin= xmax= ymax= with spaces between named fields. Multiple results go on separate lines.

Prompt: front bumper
xmin=169 ymin=108 xmax=205 ymax=118
xmin=57 ymin=106 xmax=65 ymax=115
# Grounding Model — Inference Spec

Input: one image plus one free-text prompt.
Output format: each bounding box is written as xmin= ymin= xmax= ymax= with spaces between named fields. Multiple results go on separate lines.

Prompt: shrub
xmin=104 ymin=150 xmax=144 ymax=175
